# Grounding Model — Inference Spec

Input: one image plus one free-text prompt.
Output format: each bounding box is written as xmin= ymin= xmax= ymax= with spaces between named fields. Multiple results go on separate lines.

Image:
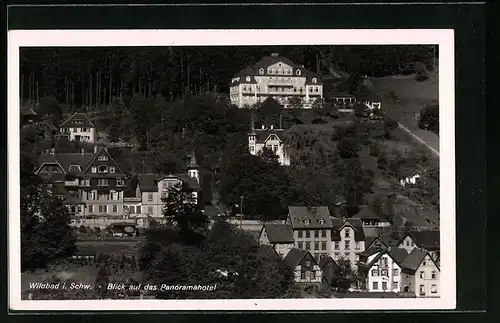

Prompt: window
xmin=298 ymin=241 xmax=304 ymax=249
xmin=110 ymin=166 xmax=115 ymax=173
xmin=148 ymin=206 xmax=153 ymax=214
xmin=344 ymin=252 xmax=350 ymax=257
xmin=393 ymin=269 xmax=399 ymax=276
xmin=321 ymin=230 xmax=326 ymax=238
xmin=318 ymin=218 xmax=325 ymax=225
xmin=373 ymin=282 xmax=379 ymax=290
xmin=345 ymin=229 xmax=350 ymax=238
xmin=392 ymin=282 xmax=399 ymax=290
xmin=314 ymin=242 xmax=319 ymax=250
xmin=406 ymin=240 xmax=411 ymax=246
xmin=431 ymin=271 xmax=437 ymax=279
xmin=137 ymin=206 xmax=141 ymax=214
xmin=321 ymin=241 xmax=326 ymax=250
xmin=431 ymin=285 xmax=437 ymax=294
xmin=88 ymin=205 xmax=93 ymax=213
xmin=372 ymin=269 xmax=379 ymax=277
xmin=334 ymin=242 xmax=339 ymax=250
xmin=305 ymin=242 xmax=310 ymax=249
xmin=423 ymin=260 xmax=427 ymax=266
xmin=419 ymin=285 xmax=425 ymax=294
xmin=301 ymin=271 xmax=306 ymax=280
xmin=312 ymin=78 xmax=317 ymax=83
xmin=298 ymin=230 xmax=303 ymax=238
xmin=99 ymin=193 xmax=109 ymax=201
xmin=112 ymin=205 xmax=117 ymax=213
xmin=305 ymin=230 xmax=310 ymax=238
xmin=420 ymin=271 xmax=425 ymax=279
xmin=82 ymin=128 xmax=87 ymax=132
xmin=355 ymin=242 xmax=360 ymax=250
xmin=381 ymin=269 xmax=388 ymax=276
xmin=73 ymin=128 xmax=78 ymax=132
xmin=259 ymin=68 xmax=264 ymax=75
xmin=148 ymin=193 xmax=153 ymax=202
xmin=98 ymin=205 xmax=107 ymax=213
xmin=345 ymin=240 xmax=350 ymax=250
xmin=314 ymin=230 xmax=319 ymax=238
xmin=98 ymin=178 xmax=109 ymax=186
xmin=98 ymin=165 xmax=108 ymax=173
xmin=98 ymin=155 xmax=108 ymax=161
xmin=296 ymin=70 xmax=301 ymax=76
xmin=382 ymin=282 xmax=387 ymax=290
xmin=91 ymin=166 xmax=96 ymax=173
xmin=334 ymin=252 xmax=340 ymax=257
xmin=305 ymin=260 xmax=311 ymax=267
xmin=117 ymin=178 xmax=124 ymax=186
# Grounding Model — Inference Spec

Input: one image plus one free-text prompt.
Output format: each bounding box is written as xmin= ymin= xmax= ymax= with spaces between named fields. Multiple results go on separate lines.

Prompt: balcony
xmin=64 ymin=180 xmax=79 ymax=187
xmin=267 ymin=79 xmax=295 ymax=86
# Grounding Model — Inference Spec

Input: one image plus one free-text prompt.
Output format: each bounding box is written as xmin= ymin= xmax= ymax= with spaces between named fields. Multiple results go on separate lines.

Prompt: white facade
xmin=331 ymin=225 xmax=366 ymax=268
xmin=248 ymin=127 xmax=291 ymax=166
xmin=60 ymin=126 xmax=97 ymax=143
xmin=258 ymin=228 xmax=294 ymax=258
xmin=364 ymin=252 xmax=402 ymax=293
xmin=230 ymin=55 xmax=323 ymax=109
xmin=401 ymin=254 xmax=440 ymax=297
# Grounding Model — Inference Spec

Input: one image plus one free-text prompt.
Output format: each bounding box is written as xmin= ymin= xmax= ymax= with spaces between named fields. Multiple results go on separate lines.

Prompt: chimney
xmin=94 ymin=145 xmax=98 ymax=154
xmin=81 ymin=148 xmax=85 ymax=155
xmin=271 ymin=52 xmax=279 ymax=57
xmin=270 ymin=124 xmax=274 ymax=130
xmin=50 ymin=148 xmax=55 ymax=156
xmin=261 ymin=124 xmax=265 ymax=130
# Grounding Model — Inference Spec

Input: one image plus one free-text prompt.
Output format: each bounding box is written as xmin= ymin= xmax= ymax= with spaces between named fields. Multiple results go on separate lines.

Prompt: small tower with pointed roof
xmin=187 ymin=149 xmax=199 ymax=183
xmin=248 ymin=113 xmax=257 ymax=155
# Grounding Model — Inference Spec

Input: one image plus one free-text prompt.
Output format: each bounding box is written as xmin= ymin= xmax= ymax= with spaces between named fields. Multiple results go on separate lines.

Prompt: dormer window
xmin=312 ymin=78 xmax=317 ymax=83
xmin=98 ymin=155 xmax=108 ymax=161
xmin=259 ymin=68 xmax=264 ymax=75
xmin=246 ymin=76 xmax=251 ymax=82
xmin=318 ymin=218 xmax=325 ymax=225
xmin=109 ymin=166 xmax=115 ymax=173
xmin=68 ymin=165 xmax=81 ymax=172
xmin=74 ymin=120 xmax=84 ymax=125
xmin=98 ymin=165 xmax=108 ymax=173
xmin=303 ymin=218 xmax=311 ymax=225
xmin=296 ymin=70 xmax=301 ymax=76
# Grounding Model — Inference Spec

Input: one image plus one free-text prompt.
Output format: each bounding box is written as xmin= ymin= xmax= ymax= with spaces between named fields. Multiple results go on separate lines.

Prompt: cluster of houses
xmin=256 ymin=206 xmax=440 ymax=297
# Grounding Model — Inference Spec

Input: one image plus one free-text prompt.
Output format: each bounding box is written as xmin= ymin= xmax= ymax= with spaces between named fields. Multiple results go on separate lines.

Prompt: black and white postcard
xmin=8 ymin=29 xmax=455 ymax=310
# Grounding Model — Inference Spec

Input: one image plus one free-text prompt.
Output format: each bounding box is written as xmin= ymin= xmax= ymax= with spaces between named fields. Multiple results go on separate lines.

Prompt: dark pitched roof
xmin=353 ymin=206 xmax=386 ymax=220
xmin=318 ymin=256 xmax=337 ymax=270
xmin=59 ymin=112 xmax=96 ymax=128
xmin=401 ymin=248 xmax=429 ymax=271
xmin=138 ymin=174 xmax=158 ymax=191
xmin=254 ymin=129 xmax=285 ymax=143
xmin=233 ymin=55 xmax=322 ymax=84
xmin=388 ymin=247 xmax=409 ymax=265
xmin=358 ymin=247 xmax=383 ymax=257
xmin=256 ymin=244 xmax=280 ymax=261
xmin=156 ymin=174 xmax=200 ymax=190
xmin=359 ymin=248 xmax=406 ymax=270
xmin=407 ymin=231 xmax=440 ymax=250
xmin=331 ymin=217 xmax=365 ymax=241
xmin=288 ymin=206 xmax=333 ymax=229
xmin=262 ymin=223 xmax=294 ymax=243
xmin=283 ymin=248 xmax=309 ymax=268
xmin=37 ymin=152 xmax=95 ymax=174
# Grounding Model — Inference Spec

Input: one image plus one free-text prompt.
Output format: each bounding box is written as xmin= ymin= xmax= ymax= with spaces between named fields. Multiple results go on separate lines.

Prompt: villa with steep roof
xmin=248 ymin=116 xmax=290 ymax=166
xmin=58 ymin=112 xmax=97 ymax=143
xmin=330 ymin=217 xmax=366 ymax=266
xmin=230 ymin=53 xmax=323 ymax=108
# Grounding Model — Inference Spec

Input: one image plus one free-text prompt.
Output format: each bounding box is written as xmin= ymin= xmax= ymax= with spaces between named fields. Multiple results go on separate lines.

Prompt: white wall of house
xmin=331 ymin=226 xmax=366 ymax=268
xmin=293 ymin=228 xmax=332 ymax=261
xmin=293 ymin=264 xmax=323 ymax=284
xmin=398 ymin=236 xmax=417 ymax=254
xmin=60 ymin=127 xmax=97 ymax=143
xmin=407 ymin=255 xmax=440 ymax=297
xmin=249 ymin=132 xmax=291 ymax=166
xmin=365 ymin=253 xmax=402 ymax=293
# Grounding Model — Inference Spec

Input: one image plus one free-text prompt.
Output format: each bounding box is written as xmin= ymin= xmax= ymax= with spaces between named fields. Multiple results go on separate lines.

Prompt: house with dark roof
xmin=353 ymin=206 xmax=392 ymax=229
xmin=138 ymin=151 xmax=201 ymax=218
xmin=400 ymin=248 xmax=440 ymax=297
xmin=230 ymin=53 xmax=323 ymax=109
xmin=330 ymin=217 xmax=366 ymax=267
xmin=365 ymin=232 xmax=399 ymax=250
xmin=248 ymin=115 xmax=290 ymax=165
xmin=36 ymin=146 xmax=128 ymax=219
xmin=59 ymin=112 xmax=97 ymax=143
xmin=258 ymin=223 xmax=295 ymax=258
xmin=286 ymin=206 xmax=333 ymax=262
xmin=397 ymin=231 xmax=440 ymax=264
xmin=283 ymin=248 xmax=322 ymax=284
xmin=256 ymin=244 xmax=281 ymax=262
xmin=357 ymin=247 xmax=408 ymax=293
xmin=21 ymin=105 xmax=40 ymax=125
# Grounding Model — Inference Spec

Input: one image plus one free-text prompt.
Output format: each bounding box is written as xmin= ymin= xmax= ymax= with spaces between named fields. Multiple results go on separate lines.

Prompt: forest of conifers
xmin=20 ymin=45 xmax=437 ymax=107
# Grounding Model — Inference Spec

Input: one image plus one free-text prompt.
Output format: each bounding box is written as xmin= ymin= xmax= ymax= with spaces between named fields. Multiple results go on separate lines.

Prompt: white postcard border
xmin=8 ymin=29 xmax=455 ymax=311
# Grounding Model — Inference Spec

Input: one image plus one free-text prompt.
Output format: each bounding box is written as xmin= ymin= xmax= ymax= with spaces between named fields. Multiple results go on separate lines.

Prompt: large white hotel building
xmin=230 ymin=53 xmax=324 ymax=109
